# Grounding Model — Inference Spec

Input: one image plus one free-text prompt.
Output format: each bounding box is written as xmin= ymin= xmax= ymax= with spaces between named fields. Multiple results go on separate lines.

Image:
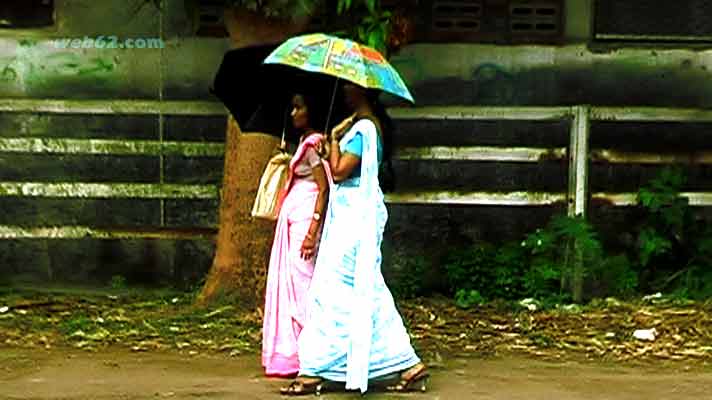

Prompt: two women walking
xmin=261 ymin=82 xmax=428 ymax=395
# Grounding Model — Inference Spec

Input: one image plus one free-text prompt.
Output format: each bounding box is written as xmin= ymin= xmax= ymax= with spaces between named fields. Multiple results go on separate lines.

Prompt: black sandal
xmin=387 ymin=364 xmax=429 ymax=393
xmin=279 ymin=377 xmax=324 ymax=396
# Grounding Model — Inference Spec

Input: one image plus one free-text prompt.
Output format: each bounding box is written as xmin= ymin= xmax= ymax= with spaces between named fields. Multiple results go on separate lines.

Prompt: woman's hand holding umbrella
xmin=330 ymin=112 xmax=358 ymax=142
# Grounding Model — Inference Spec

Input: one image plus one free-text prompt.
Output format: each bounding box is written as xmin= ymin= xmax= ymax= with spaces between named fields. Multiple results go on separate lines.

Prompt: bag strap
xmin=279 ymin=104 xmax=289 ymax=151
xmin=280 ymin=118 xmax=286 ymax=150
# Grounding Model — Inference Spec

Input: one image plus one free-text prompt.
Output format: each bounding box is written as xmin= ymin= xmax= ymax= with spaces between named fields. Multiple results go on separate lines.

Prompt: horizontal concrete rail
xmin=0 ymin=182 xmax=217 ymax=199
xmin=0 ymin=138 xmax=224 ymax=157
xmin=593 ymin=192 xmax=712 ymax=207
xmin=3 ymin=190 xmax=708 ymax=239
xmin=389 ymin=106 xmax=573 ymax=121
xmin=4 ymin=138 xmax=712 ymax=166
xmin=396 ymin=146 xmax=566 ymax=162
xmin=591 ymin=107 xmax=712 ymax=122
xmin=0 ymin=182 xmax=565 ymax=206
xmin=0 ymin=225 xmax=217 ymax=240
xmin=1 ymin=100 xmax=711 ymax=241
xmin=3 ymin=101 xmax=711 ymax=123
xmin=5 ymin=138 xmax=712 ymax=166
xmin=386 ymin=191 xmax=566 ymax=206
xmin=590 ymin=149 xmax=712 ymax=164
xmin=0 ymin=99 xmax=226 ymax=116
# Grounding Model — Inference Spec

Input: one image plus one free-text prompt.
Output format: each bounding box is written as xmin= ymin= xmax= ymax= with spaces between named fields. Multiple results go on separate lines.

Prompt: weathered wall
xmin=0 ymin=0 xmax=227 ymax=99
xmin=390 ymin=44 xmax=712 ymax=107
xmin=0 ymin=0 xmax=227 ymax=287
xmin=1 ymin=0 xmax=710 ymax=288
xmin=382 ymin=0 xmax=712 ymax=283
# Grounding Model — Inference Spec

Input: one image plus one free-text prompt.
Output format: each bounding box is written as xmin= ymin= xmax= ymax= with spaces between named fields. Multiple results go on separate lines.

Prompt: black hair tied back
xmin=367 ymin=91 xmax=396 ymax=193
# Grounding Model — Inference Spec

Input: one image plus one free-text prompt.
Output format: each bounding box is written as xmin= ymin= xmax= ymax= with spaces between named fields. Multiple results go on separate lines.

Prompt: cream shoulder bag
xmin=251 ymin=125 xmax=291 ymax=220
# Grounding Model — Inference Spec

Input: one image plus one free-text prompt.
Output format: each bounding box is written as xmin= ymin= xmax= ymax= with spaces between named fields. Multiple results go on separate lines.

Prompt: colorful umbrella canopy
xmin=263 ymin=33 xmax=414 ymax=103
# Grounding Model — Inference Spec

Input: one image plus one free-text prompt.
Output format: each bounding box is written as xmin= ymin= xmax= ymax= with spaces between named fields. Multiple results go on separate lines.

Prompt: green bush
xmin=443 ymin=240 xmax=529 ymax=301
xmin=386 ymin=250 xmax=431 ymax=300
xmin=635 ymin=166 xmax=712 ymax=298
xmin=454 ymin=289 xmax=485 ymax=309
xmin=405 ymin=167 xmax=712 ymax=303
xmin=445 ymin=214 xmax=641 ymax=303
xmin=110 ymin=275 xmax=128 ymax=290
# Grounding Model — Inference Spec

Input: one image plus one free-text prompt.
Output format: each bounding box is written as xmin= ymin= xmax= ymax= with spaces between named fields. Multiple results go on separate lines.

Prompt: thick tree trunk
xmin=223 ymin=8 xmax=309 ymax=49
xmin=197 ymin=116 xmax=280 ymax=308
xmin=197 ymin=7 xmax=309 ymax=308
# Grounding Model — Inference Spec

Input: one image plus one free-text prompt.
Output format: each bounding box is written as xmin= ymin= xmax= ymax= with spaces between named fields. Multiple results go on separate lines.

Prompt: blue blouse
xmin=342 ymin=132 xmax=383 ymax=179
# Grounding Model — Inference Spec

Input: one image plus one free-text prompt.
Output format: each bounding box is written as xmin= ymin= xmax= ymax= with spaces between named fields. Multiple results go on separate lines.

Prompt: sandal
xmin=279 ymin=377 xmax=324 ymax=396
xmin=387 ymin=363 xmax=429 ymax=393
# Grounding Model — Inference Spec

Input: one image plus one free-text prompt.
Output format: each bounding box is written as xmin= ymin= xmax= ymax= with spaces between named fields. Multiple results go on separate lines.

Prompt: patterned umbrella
xmin=263 ymin=33 xmax=414 ymax=103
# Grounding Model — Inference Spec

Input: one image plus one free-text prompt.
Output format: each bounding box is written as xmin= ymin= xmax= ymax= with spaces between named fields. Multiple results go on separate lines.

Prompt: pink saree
xmin=261 ymin=133 xmax=330 ymax=376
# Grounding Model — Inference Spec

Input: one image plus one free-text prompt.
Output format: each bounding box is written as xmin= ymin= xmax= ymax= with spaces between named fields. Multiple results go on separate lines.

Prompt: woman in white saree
xmin=281 ymin=83 xmax=428 ymax=395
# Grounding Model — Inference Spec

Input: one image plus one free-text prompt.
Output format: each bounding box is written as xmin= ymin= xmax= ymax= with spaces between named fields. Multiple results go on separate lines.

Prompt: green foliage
xmin=110 ymin=275 xmax=128 ymax=290
xmin=388 ymin=253 xmax=430 ymax=300
xmin=638 ymin=227 xmax=672 ymax=267
xmin=335 ymin=0 xmax=392 ymax=54
xmin=635 ymin=166 xmax=712 ymax=298
xmin=238 ymin=1 xmax=391 ymax=53
xmin=59 ymin=314 xmax=94 ymax=336
xmin=444 ymin=242 xmax=496 ymax=294
xmin=445 ymin=214 xmax=640 ymax=304
xmin=224 ymin=0 xmax=317 ymax=18
xmin=674 ymin=227 xmax=712 ymax=299
xmin=454 ymin=289 xmax=485 ymax=309
xmin=222 ymin=0 xmax=393 ymax=54
xmin=406 ymin=167 xmax=712 ymax=304
xmin=595 ymin=254 xmax=638 ymax=297
xmin=638 ymin=167 xmax=687 ymax=216
xmin=521 ymin=215 xmax=603 ymax=299
xmin=636 ymin=167 xmax=689 ymax=267
xmin=491 ymin=241 xmax=529 ymax=299
xmin=443 ymin=240 xmax=528 ymax=301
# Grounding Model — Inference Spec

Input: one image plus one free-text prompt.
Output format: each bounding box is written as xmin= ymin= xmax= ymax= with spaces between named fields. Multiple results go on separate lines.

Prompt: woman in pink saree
xmin=262 ymin=93 xmax=331 ymax=377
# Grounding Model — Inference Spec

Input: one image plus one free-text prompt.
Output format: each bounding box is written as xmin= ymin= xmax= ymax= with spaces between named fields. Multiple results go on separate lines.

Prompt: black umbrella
xmin=211 ymin=44 xmax=344 ymax=141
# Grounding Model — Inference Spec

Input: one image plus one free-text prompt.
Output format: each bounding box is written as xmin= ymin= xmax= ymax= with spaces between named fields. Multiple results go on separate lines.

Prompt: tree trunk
xmin=223 ymin=7 xmax=309 ymax=49
xmin=197 ymin=116 xmax=279 ymax=308
xmin=197 ymin=7 xmax=309 ymax=309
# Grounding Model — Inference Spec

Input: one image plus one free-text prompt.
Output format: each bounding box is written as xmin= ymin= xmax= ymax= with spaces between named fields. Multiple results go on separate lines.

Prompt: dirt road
xmin=2 ymin=348 xmax=711 ymax=399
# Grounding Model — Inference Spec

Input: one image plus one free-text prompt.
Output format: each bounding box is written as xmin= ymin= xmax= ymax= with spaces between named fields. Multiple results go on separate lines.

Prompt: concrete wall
xmin=390 ymin=44 xmax=712 ymax=107
xmin=382 ymin=0 xmax=712 ymax=284
xmin=1 ymin=0 xmax=711 ymax=288
xmin=0 ymin=0 xmax=228 ymax=287
xmin=0 ymin=0 xmax=227 ymax=100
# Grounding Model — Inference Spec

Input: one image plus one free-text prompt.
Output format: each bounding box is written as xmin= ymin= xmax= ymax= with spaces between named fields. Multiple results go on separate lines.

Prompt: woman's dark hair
xmin=366 ymin=90 xmax=396 ymax=192
xmin=291 ymin=92 xmax=329 ymax=135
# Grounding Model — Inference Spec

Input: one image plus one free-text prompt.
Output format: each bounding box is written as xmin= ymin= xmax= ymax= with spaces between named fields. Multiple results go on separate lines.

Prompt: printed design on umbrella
xmin=283 ymin=40 xmax=328 ymax=66
xmin=264 ymin=33 xmax=414 ymax=103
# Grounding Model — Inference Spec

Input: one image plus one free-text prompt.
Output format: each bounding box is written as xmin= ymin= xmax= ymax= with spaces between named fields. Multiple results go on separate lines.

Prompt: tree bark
xmin=197 ymin=7 xmax=310 ymax=309
xmin=197 ymin=116 xmax=280 ymax=308
xmin=223 ymin=7 xmax=309 ymax=49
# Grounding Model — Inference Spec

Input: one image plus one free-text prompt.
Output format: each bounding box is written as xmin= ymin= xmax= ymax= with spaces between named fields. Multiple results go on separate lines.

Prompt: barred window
xmin=595 ymin=0 xmax=712 ymax=42
xmin=423 ymin=0 xmax=563 ymax=44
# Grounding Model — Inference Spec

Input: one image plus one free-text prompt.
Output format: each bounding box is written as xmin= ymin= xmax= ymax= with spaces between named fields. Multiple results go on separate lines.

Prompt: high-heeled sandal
xmin=387 ymin=364 xmax=429 ymax=392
